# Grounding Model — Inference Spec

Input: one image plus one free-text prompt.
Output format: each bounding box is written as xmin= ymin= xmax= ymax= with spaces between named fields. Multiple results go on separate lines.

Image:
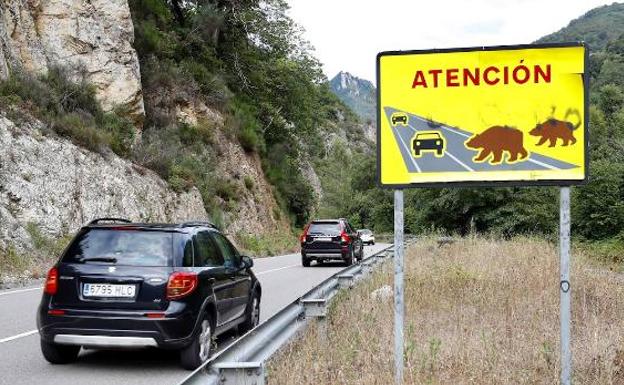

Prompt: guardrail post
xmin=214 ymin=362 xmax=264 ymax=385
xmin=302 ymin=298 xmax=328 ymax=343
xmin=337 ymin=273 xmax=354 ymax=289
xmin=362 ymin=259 xmax=374 ymax=276
xmin=302 ymin=298 xmax=327 ymax=318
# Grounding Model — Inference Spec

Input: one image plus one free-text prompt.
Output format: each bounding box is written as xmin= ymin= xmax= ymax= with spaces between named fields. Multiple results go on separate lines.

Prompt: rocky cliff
xmin=0 ymin=0 xmax=144 ymax=125
xmin=0 ymin=0 xmax=343 ymax=277
xmin=171 ymin=99 xmax=293 ymax=238
xmin=0 ymin=112 xmax=207 ymax=252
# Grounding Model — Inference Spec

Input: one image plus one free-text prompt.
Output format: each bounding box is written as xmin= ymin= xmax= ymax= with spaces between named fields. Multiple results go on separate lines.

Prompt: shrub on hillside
xmin=0 ymin=68 xmax=135 ymax=156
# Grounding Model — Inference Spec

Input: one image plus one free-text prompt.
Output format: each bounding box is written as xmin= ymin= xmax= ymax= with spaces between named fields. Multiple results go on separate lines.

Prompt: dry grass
xmin=267 ymin=236 xmax=624 ymax=385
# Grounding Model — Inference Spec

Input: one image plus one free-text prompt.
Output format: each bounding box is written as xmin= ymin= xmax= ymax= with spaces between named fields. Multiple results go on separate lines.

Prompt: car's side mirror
xmin=241 ymin=255 xmax=254 ymax=269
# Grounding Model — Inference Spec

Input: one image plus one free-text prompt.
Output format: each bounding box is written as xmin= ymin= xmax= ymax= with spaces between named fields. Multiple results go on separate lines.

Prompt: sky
xmin=287 ymin=0 xmax=616 ymax=83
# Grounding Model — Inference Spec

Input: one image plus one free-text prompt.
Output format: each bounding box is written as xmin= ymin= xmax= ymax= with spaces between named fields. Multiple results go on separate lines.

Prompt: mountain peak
xmin=331 ymin=71 xmax=374 ymax=94
xmin=330 ymin=71 xmax=376 ymax=122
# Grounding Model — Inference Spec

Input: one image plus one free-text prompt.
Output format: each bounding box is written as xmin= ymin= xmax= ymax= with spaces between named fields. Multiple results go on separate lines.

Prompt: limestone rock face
xmin=0 ymin=113 xmax=207 ymax=251
xmin=0 ymin=0 xmax=144 ymax=125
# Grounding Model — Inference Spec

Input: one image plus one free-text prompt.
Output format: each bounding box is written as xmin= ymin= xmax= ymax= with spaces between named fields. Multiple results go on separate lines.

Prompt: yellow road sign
xmin=376 ymin=43 xmax=588 ymax=187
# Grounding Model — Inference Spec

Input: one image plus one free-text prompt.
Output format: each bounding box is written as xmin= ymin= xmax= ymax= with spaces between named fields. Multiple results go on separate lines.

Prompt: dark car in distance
xmin=37 ymin=218 xmax=261 ymax=370
xmin=299 ymin=219 xmax=363 ymax=267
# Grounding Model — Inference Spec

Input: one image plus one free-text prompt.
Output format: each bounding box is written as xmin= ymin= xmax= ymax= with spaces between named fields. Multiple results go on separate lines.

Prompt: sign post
xmin=560 ymin=187 xmax=571 ymax=385
xmin=393 ymin=189 xmax=404 ymax=385
xmin=376 ymin=43 xmax=588 ymax=385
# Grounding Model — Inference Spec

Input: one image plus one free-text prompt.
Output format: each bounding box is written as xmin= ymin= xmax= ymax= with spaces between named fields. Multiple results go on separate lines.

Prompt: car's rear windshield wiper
xmin=76 ymin=257 xmax=118 ymax=263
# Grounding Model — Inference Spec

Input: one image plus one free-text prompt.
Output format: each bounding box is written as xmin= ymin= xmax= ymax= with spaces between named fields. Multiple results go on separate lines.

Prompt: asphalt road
xmin=0 ymin=243 xmax=389 ymax=385
xmin=384 ymin=107 xmax=579 ymax=173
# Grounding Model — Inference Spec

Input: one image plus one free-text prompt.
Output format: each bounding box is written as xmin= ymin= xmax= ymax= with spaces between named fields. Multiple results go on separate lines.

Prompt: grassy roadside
xmin=267 ymin=236 xmax=624 ymax=384
xmin=234 ymin=231 xmax=299 ymax=257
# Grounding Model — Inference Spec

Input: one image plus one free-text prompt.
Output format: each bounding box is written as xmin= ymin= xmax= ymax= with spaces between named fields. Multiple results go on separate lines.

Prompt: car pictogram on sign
xmin=412 ymin=131 xmax=445 ymax=157
xmin=391 ymin=112 xmax=409 ymax=126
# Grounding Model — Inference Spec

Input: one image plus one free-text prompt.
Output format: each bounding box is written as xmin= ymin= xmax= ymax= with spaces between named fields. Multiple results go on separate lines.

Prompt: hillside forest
xmin=2 ymin=1 xmax=624 ymax=262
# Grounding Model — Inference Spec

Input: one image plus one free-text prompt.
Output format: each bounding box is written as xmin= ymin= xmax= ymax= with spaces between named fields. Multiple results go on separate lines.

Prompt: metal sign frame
xmin=376 ymin=42 xmax=589 ymax=189
xmin=392 ymin=189 xmax=574 ymax=385
xmin=383 ymin=42 xmax=587 ymax=385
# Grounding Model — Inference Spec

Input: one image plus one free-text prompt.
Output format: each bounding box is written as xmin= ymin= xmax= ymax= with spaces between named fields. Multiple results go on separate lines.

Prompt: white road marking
xmin=527 ymin=157 xmax=559 ymax=170
xmin=441 ymin=126 xmax=471 ymax=138
xmin=0 ymin=329 xmax=38 ymax=343
xmin=255 ymin=264 xmax=300 ymax=276
xmin=393 ymin=126 xmax=422 ymax=172
xmin=252 ymin=253 xmax=298 ymax=262
xmin=0 ymin=287 xmax=41 ymax=297
xmin=445 ymin=151 xmax=474 ymax=171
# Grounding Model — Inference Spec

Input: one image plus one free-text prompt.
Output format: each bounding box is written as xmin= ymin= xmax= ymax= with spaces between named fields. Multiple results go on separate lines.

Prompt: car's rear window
xmin=308 ymin=222 xmax=341 ymax=235
xmin=417 ymin=133 xmax=440 ymax=140
xmin=62 ymin=228 xmax=173 ymax=266
xmin=359 ymin=230 xmax=372 ymax=235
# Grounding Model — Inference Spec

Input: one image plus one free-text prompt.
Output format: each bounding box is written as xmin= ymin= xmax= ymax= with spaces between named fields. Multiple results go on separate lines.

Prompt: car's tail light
xmin=340 ymin=231 xmax=351 ymax=243
xmin=145 ymin=312 xmax=165 ymax=318
xmin=44 ymin=267 xmax=58 ymax=295
xmin=299 ymin=224 xmax=310 ymax=243
xmin=166 ymin=272 xmax=198 ymax=300
xmin=48 ymin=309 xmax=65 ymax=316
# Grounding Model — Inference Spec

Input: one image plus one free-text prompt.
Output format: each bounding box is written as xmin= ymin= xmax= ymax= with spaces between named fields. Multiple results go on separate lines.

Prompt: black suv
xmin=300 ymin=219 xmax=363 ymax=267
xmin=37 ymin=218 xmax=261 ymax=370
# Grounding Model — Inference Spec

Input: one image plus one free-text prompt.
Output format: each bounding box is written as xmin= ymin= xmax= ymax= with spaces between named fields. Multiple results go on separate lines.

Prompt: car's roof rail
xmin=87 ymin=217 xmax=132 ymax=226
xmin=180 ymin=221 xmax=219 ymax=230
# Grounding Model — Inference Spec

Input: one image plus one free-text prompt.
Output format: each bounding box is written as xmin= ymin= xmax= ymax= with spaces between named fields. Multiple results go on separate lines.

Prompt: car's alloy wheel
xmin=198 ymin=320 xmax=212 ymax=363
xmin=251 ymin=297 xmax=260 ymax=327
xmin=239 ymin=293 xmax=261 ymax=334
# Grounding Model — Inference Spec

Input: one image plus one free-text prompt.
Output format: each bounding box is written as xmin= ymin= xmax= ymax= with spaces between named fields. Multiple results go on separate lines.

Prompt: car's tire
xmin=372 ymin=241 xmax=375 ymax=245
xmin=302 ymin=255 xmax=311 ymax=267
xmin=238 ymin=292 xmax=260 ymax=334
xmin=180 ymin=315 xmax=213 ymax=370
xmin=346 ymin=248 xmax=355 ymax=266
xmin=40 ymin=340 xmax=80 ymax=364
xmin=414 ymin=150 xmax=421 ymax=156
xmin=437 ymin=148 xmax=443 ymax=156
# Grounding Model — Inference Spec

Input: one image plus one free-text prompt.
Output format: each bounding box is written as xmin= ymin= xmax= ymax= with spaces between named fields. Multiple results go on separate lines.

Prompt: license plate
xmin=82 ymin=283 xmax=136 ymax=298
xmin=314 ymin=237 xmax=332 ymax=242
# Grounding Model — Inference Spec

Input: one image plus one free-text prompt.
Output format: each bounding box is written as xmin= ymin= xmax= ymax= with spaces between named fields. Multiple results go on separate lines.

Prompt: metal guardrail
xmin=179 ymin=245 xmax=395 ymax=385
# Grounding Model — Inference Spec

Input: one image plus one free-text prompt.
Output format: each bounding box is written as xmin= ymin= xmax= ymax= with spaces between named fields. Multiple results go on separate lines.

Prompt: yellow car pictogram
xmin=391 ymin=112 xmax=409 ymax=126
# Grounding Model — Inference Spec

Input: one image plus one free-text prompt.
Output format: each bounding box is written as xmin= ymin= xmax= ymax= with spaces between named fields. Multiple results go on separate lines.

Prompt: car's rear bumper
xmin=302 ymin=248 xmax=348 ymax=260
xmin=37 ymin=303 xmax=197 ymax=349
xmin=54 ymin=334 xmax=158 ymax=348
xmin=305 ymin=253 xmax=345 ymax=260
